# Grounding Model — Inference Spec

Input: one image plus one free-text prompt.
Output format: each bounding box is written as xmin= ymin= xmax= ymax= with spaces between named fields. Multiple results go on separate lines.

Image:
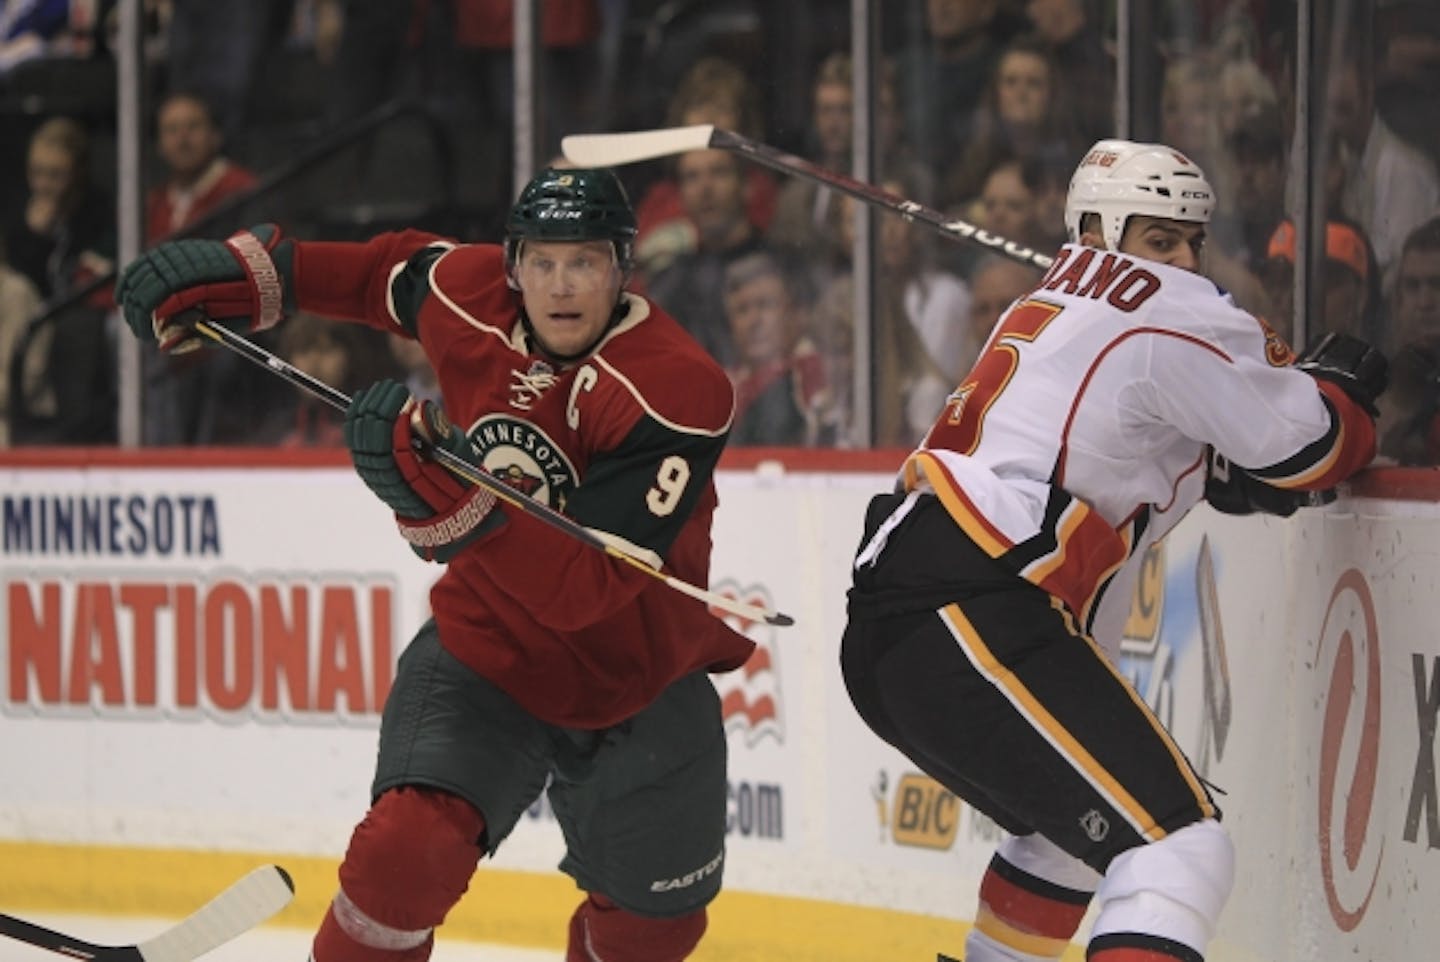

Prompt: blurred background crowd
xmin=3 ymin=0 xmax=1440 ymax=463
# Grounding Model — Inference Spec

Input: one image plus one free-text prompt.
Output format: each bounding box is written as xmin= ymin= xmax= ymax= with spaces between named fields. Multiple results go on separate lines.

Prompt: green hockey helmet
xmin=505 ymin=166 xmax=638 ymax=276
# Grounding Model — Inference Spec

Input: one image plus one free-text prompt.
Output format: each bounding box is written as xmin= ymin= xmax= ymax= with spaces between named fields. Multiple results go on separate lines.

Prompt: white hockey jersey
xmin=893 ymin=243 xmax=1376 ymax=630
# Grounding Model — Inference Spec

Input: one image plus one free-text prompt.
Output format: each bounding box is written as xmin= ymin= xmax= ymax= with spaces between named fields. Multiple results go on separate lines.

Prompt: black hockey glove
xmin=1203 ymin=447 xmax=1336 ymax=517
xmin=344 ymin=380 xmax=503 ymax=563
xmin=1295 ymin=331 xmax=1389 ymax=417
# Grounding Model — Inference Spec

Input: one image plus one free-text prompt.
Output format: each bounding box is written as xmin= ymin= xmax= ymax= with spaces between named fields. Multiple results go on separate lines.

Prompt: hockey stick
xmin=1195 ymin=536 xmax=1232 ymax=760
xmin=561 ymin=124 xmax=1056 ymax=272
xmin=191 ymin=319 xmax=795 ymax=627
xmin=0 ymin=864 xmax=294 ymax=962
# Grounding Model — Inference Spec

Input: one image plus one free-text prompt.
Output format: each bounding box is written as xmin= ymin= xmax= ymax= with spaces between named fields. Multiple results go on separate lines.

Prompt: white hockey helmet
xmin=1063 ymin=139 xmax=1215 ymax=250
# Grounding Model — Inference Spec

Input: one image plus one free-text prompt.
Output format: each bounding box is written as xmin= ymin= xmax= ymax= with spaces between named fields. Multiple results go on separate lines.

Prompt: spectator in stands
xmin=263 ymin=311 xmax=402 ymax=447
xmin=939 ymin=154 xmax=1050 ymax=278
xmin=2 ymin=115 xmax=114 ymax=444
xmin=1214 ymin=108 xmax=1286 ymax=269
xmin=312 ymin=0 xmax=601 ymax=214
xmin=966 ymin=252 xmax=1044 ymax=346
xmin=1379 ymin=215 xmax=1440 ymax=465
xmin=1329 ymin=42 xmax=1440 ymax=284
xmin=1375 ymin=1 xmax=1440 ymax=173
xmin=4 ymin=115 xmax=113 ymax=300
xmin=977 ymin=158 xmax=1047 ymax=251
xmin=722 ymin=251 xmax=829 ymax=447
xmin=645 ymin=148 xmax=773 ymax=367
xmin=138 ymin=91 xmax=279 ymax=446
xmin=767 ymin=51 xmax=855 ymax=288
xmin=1207 ymin=106 xmax=1287 ymax=317
xmin=1216 ymin=55 xmax=1280 ymax=144
xmin=939 ymin=34 xmax=1082 ymax=213
xmin=0 ymin=236 xmax=46 ymax=446
xmin=1392 ymin=216 xmax=1440 ymax=348
xmin=1161 ymin=52 xmax=1227 ymax=192
xmin=632 ymin=56 xmax=777 ymax=278
xmin=145 ymin=90 xmax=258 ymax=243
xmin=1261 ymin=217 xmax=1381 ymax=348
xmin=437 ymin=0 xmax=603 ymax=192
xmin=901 ymin=0 xmax=1024 ymax=184
xmin=770 ymin=53 xmax=937 ymax=294
xmin=817 ymin=175 xmax=974 ymax=447
xmin=310 ymin=0 xmax=411 ymax=122
xmin=1023 ymin=0 xmax=1113 ymax=142
xmin=164 ymin=0 xmax=294 ymax=143
xmin=0 ymin=0 xmax=106 ymax=75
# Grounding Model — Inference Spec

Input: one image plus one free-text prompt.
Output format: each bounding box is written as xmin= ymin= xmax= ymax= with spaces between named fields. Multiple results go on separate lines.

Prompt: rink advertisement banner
xmin=5 ymin=455 xmax=1440 ymax=962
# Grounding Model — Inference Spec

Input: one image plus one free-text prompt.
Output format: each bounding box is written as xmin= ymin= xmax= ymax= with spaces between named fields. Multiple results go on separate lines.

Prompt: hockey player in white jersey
xmin=840 ymin=140 xmax=1386 ymax=962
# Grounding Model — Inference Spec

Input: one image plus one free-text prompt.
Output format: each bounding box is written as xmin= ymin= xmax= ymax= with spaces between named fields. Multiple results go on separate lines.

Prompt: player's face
xmin=516 ymin=240 xmax=624 ymax=358
xmin=1118 ymin=216 xmax=1206 ymax=273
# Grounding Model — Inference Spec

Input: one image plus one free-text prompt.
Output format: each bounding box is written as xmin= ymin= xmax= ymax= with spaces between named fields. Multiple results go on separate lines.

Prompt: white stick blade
xmin=562 ymin=125 xmax=716 ymax=167
xmin=138 ymin=866 xmax=295 ymax=962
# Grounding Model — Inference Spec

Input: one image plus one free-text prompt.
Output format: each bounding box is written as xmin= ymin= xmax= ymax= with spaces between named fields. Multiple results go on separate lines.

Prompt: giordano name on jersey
xmin=467 ymin=414 xmax=579 ymax=511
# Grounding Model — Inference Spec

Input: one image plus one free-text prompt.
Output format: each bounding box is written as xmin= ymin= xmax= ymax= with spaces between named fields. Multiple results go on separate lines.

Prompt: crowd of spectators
xmin=4 ymin=0 xmax=1440 ymax=462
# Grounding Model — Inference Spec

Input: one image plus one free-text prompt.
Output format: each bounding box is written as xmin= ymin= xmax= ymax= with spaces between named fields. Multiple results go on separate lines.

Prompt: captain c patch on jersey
xmin=467 ymin=414 xmax=579 ymax=511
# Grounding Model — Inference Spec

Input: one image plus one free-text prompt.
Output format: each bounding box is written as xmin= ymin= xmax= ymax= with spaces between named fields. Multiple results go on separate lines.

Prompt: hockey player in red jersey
xmin=841 ymin=140 xmax=1387 ymax=962
xmin=115 ymin=167 xmax=756 ymax=962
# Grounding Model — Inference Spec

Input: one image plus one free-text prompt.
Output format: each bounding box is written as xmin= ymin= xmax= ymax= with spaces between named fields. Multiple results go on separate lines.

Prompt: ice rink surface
xmin=5 ymin=915 xmax=559 ymax=961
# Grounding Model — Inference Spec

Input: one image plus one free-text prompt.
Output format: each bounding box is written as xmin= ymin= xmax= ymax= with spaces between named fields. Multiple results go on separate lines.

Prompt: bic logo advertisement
xmin=870 ymin=771 xmax=1003 ymax=852
xmin=877 ymin=772 xmax=959 ymax=849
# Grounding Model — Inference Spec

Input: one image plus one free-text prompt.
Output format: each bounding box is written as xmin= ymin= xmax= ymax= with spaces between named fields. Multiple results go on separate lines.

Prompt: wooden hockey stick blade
xmin=0 ymin=865 xmax=295 ymax=962
xmin=562 ymin=124 xmax=718 ymax=167
xmin=191 ymin=319 xmax=795 ymax=628
xmin=561 ymin=125 xmax=1055 ymax=271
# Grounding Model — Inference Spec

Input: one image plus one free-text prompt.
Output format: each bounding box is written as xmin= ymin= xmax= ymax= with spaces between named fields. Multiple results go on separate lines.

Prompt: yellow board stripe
xmin=0 ymin=840 xmax=1090 ymax=962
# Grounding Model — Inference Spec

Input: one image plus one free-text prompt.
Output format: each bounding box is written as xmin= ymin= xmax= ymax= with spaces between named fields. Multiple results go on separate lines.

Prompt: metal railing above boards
xmin=6 ymin=97 xmax=458 ymax=447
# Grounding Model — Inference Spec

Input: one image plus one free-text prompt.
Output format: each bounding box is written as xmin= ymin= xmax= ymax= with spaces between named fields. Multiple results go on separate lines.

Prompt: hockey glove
xmin=1203 ymin=447 xmax=1336 ymax=517
xmin=1295 ymin=331 xmax=1389 ymax=417
xmin=344 ymin=380 xmax=502 ymax=563
xmin=115 ymin=224 xmax=294 ymax=355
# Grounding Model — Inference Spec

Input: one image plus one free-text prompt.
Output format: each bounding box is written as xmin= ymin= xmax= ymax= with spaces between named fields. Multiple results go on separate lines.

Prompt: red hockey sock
xmin=972 ymin=854 xmax=1092 ymax=958
xmin=311 ymin=787 xmax=486 ymax=962
xmin=565 ymin=893 xmax=707 ymax=962
xmin=312 ymin=902 xmax=435 ymax=962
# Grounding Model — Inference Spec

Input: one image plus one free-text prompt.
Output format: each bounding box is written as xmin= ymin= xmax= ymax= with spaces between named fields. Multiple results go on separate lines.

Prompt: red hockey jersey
xmin=292 ymin=231 xmax=755 ymax=728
